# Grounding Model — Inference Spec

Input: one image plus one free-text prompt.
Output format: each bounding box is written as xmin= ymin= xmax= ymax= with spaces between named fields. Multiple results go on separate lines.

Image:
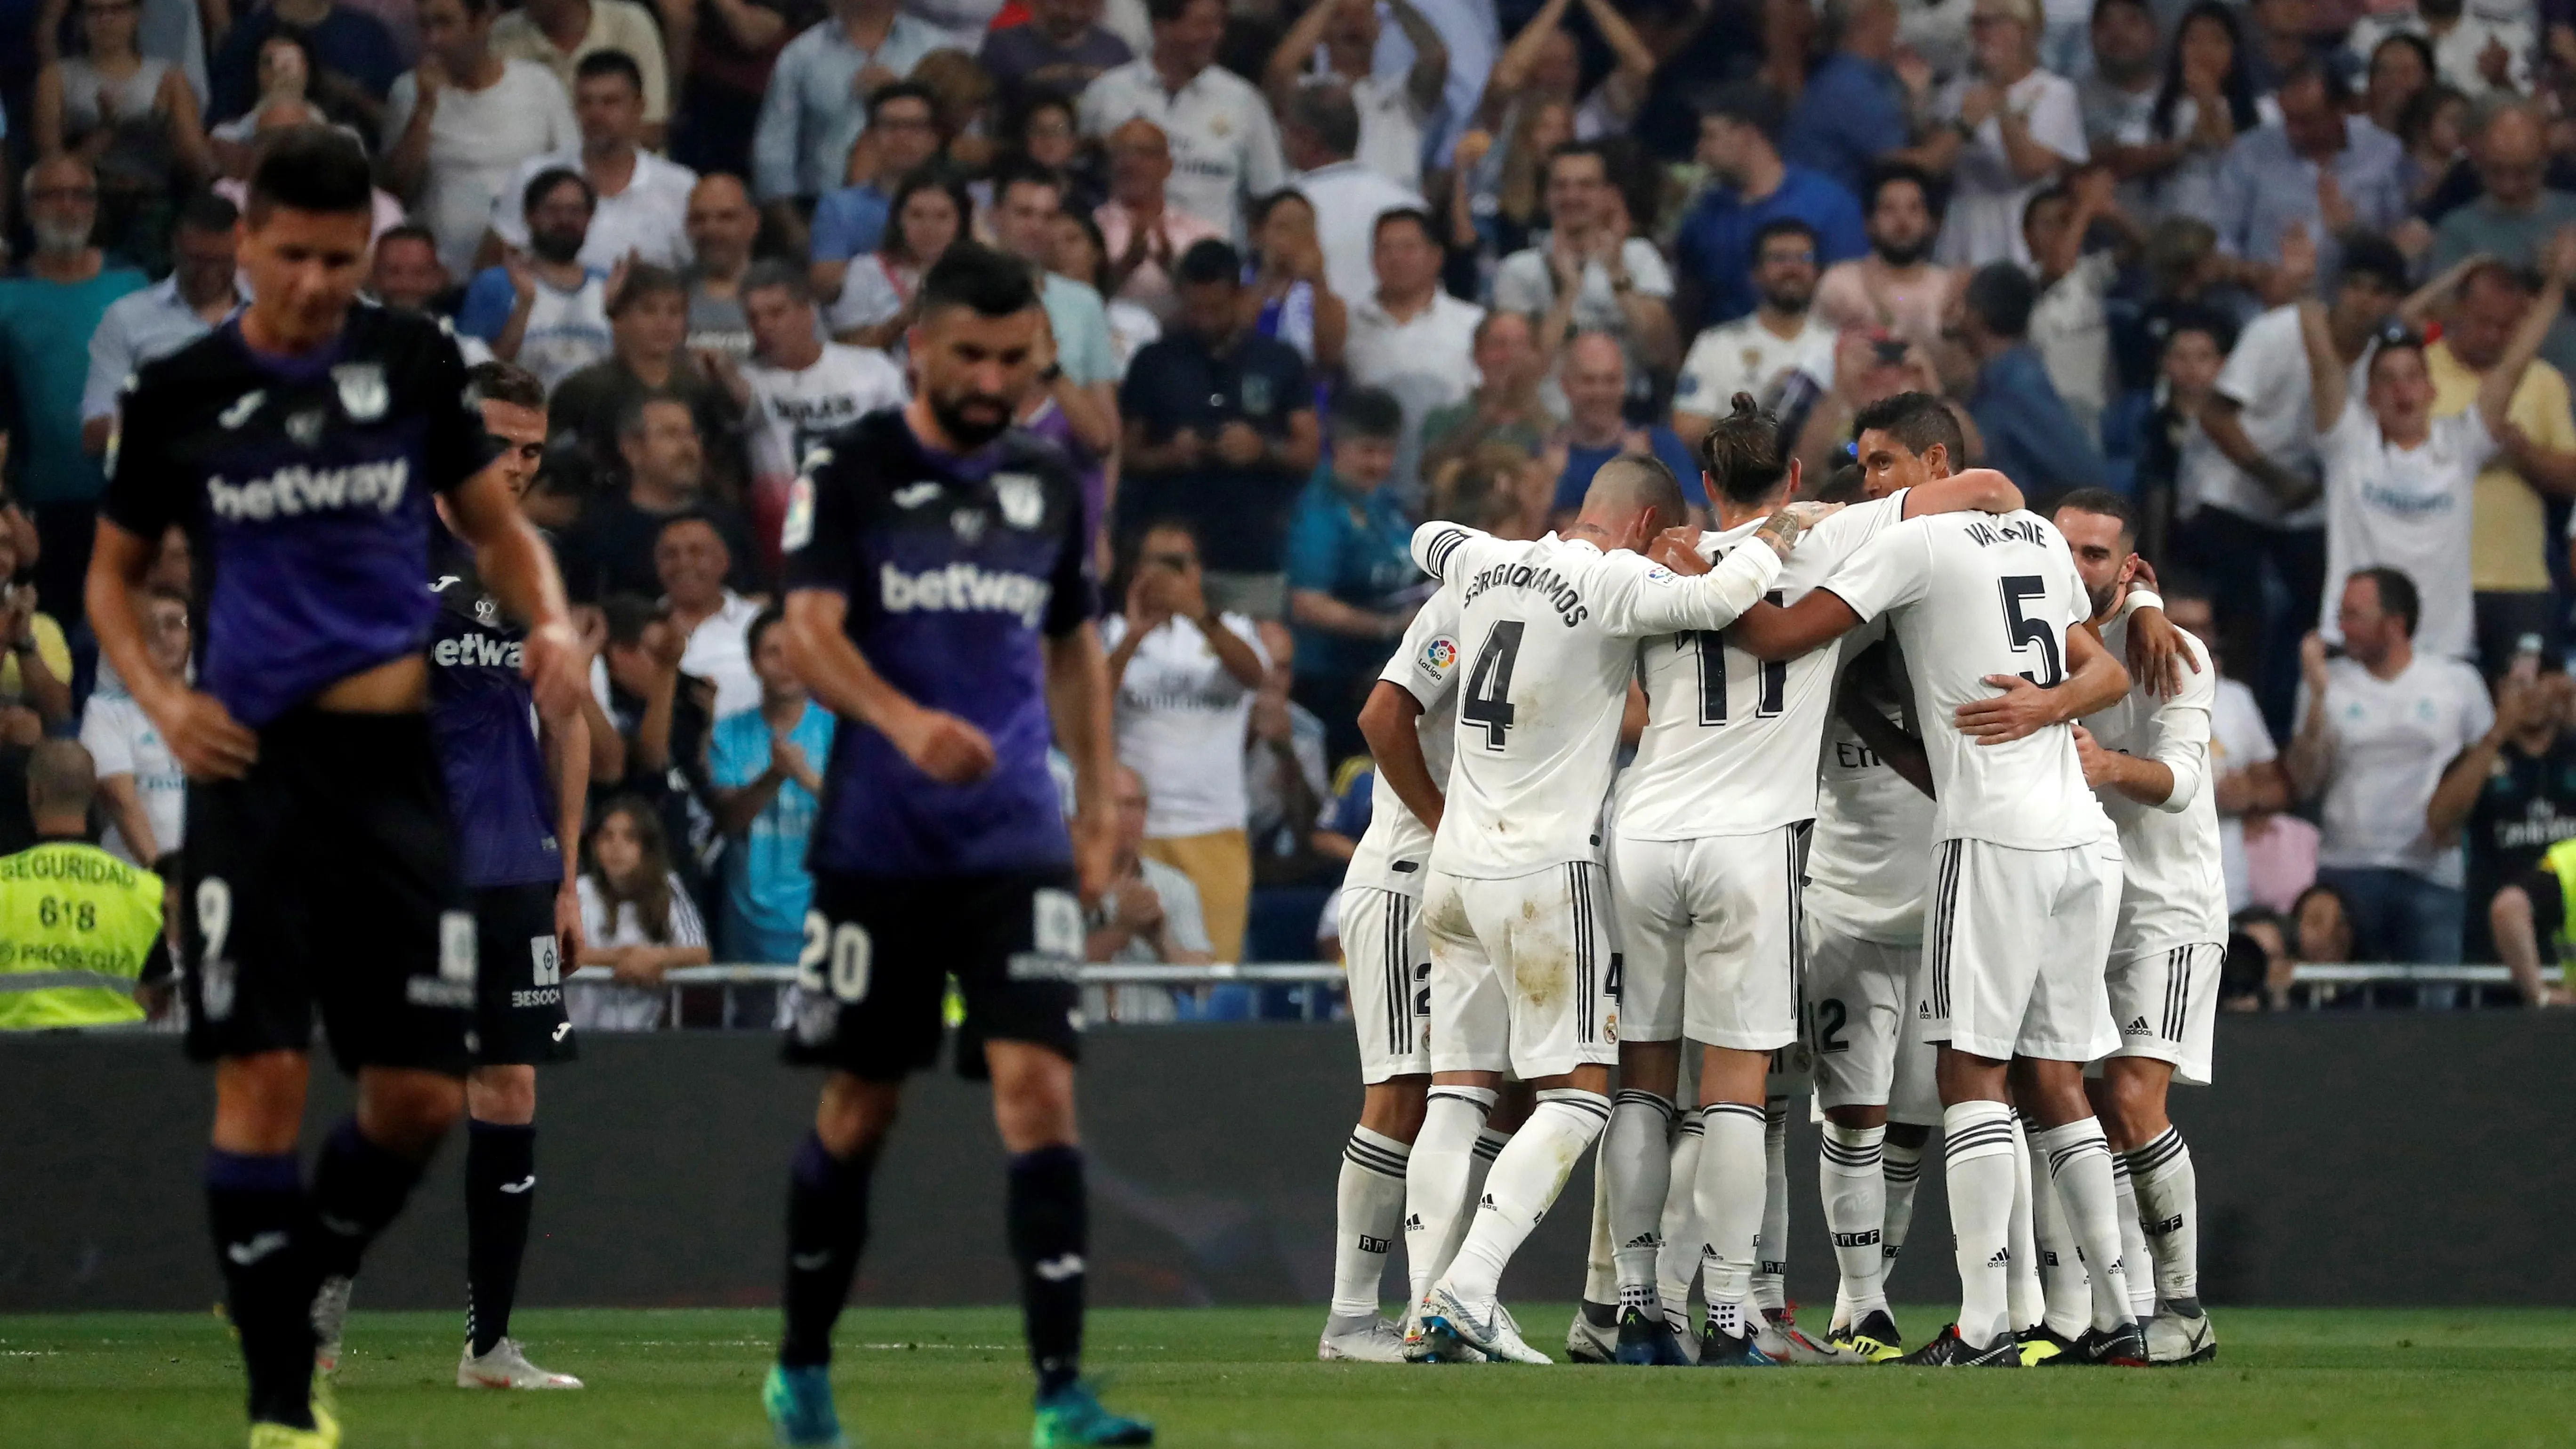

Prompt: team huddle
xmin=1321 ymin=389 xmax=2222 ymax=1370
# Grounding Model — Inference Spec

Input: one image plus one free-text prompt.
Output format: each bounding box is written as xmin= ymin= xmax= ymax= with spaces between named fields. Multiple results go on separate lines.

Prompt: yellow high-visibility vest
xmin=0 ymin=841 xmax=164 ymax=1030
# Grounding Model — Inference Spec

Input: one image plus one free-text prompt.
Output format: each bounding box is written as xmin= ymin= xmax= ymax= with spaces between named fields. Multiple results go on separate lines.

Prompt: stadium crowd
xmin=7 ymin=0 xmax=2576 ymax=1029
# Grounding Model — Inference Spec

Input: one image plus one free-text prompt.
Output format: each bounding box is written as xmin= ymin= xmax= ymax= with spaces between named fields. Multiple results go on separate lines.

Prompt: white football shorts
xmin=1607 ymin=824 xmax=1808 ymax=1053
xmin=1423 ymin=862 xmax=1618 ymax=1079
xmin=1340 ymin=886 xmax=1432 ymax=1083
xmin=1803 ymin=912 xmax=1916 ymax=1112
xmin=1920 ymin=837 xmax=2122 ymax=1065
xmin=2100 ymin=940 xmax=2221 ymax=1086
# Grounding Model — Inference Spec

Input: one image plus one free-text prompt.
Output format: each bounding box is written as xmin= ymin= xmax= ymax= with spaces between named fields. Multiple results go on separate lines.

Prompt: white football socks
xmin=1691 ymin=1101 xmax=1768 ymax=1339
xmin=2007 ymin=1113 xmax=2044 ymax=1333
xmin=2031 ymin=1118 xmax=2135 ymax=1334
xmin=1942 ymin=1101 xmax=2017 ymax=1351
xmin=2027 ymin=1116 xmax=2090 ymax=1339
xmin=2126 ymin=1126 xmax=2198 ymax=1305
xmin=1753 ymin=1099 xmax=1789 ymax=1314
xmin=1582 ymin=1140 xmax=1616 ymax=1308
xmin=1880 ymin=1134 xmax=1925 ymax=1287
xmin=1330 ymin=1127 xmax=1411 ymax=1321
xmin=1655 ymin=1114 xmax=1704 ymax=1334
xmin=1819 ymin=1121 xmax=1888 ymax=1326
xmin=2110 ymin=1151 xmax=2157 ymax=1320
xmin=1402 ymin=1087 xmax=1493 ymax=1311
xmin=1604 ymin=1089 xmax=1677 ymax=1316
xmin=1440 ymin=1089 xmax=1611 ymax=1306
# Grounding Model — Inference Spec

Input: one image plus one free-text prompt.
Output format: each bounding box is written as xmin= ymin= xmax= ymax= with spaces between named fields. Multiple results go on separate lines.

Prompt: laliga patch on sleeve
xmin=1420 ymin=636 xmax=1457 ymax=678
xmin=1644 ymin=564 xmax=1677 ymax=584
xmin=780 ymin=472 xmax=817 ymax=553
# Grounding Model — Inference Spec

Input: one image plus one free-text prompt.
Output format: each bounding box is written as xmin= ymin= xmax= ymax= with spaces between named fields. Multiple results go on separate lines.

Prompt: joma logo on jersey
xmin=879 ymin=562 xmax=1051 ymax=627
xmin=208 ymin=460 xmax=408 ymax=521
xmin=433 ymin=634 xmax=523 ymax=669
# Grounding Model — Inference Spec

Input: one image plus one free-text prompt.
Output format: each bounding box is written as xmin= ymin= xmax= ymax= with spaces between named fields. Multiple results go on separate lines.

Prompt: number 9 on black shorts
xmin=782 ymin=870 xmax=1086 ymax=1080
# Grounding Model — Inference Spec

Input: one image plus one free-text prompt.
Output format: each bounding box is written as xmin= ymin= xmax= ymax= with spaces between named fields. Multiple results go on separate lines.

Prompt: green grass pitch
xmin=5 ymin=1305 xmax=2573 ymax=1448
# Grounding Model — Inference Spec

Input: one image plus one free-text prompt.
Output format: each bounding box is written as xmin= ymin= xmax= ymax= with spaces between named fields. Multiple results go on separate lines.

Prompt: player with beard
xmin=90 ymin=127 xmax=586 ymax=1448
xmin=1731 ymin=462 xmax=2146 ymax=1368
xmin=2056 ymin=489 xmax=2225 ymax=1366
xmin=758 ymin=242 xmax=1149 ymax=1448
xmin=1813 ymin=165 xmax=1962 ymax=354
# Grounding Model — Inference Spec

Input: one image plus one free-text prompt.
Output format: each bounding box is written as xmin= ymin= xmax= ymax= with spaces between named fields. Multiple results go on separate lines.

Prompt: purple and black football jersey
xmin=427 ymin=553 xmax=562 ymax=889
xmin=102 ymin=304 xmax=495 ymax=727
xmin=781 ymin=410 xmax=1097 ymax=878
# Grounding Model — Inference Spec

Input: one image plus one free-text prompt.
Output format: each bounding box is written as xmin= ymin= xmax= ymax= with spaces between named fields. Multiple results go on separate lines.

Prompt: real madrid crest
xmin=993 ymin=471 xmax=1045 ymax=530
xmin=333 ymin=362 xmax=388 ymax=422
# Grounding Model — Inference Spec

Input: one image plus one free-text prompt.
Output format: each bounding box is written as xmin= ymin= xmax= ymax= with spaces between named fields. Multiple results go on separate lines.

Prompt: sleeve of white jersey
xmin=1380 ymin=585 xmax=1463 ymax=710
xmin=1592 ymin=537 xmax=1783 ymax=637
xmin=1411 ymin=520 xmax=1489 ymax=584
xmin=1814 ymin=515 xmax=1933 ymax=622
xmin=2142 ymin=635 xmax=2217 ymax=813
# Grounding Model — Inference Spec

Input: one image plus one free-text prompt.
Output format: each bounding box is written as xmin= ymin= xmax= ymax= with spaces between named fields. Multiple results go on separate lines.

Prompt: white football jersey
xmin=1344 ymin=587 xmax=1463 ymax=897
xmin=743 ymin=342 xmax=910 ymax=485
xmin=1412 ymin=523 xmax=1785 ymax=879
xmin=1805 ymin=637 xmax=1938 ymax=946
xmin=1817 ymin=510 xmax=2114 ymax=852
xmin=2087 ymin=611 xmax=2228 ymax=951
xmin=1616 ymin=490 xmax=1913 ymax=839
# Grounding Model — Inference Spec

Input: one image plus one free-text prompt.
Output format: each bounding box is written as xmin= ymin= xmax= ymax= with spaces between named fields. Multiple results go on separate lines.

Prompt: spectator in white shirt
xmin=491 ymin=0 xmax=676 ymax=132
xmin=1085 ymin=764 xmax=1216 ymax=1020
xmin=1343 ymin=207 xmax=1482 ymax=501
xmin=2348 ymin=0 xmax=2533 ymax=102
xmin=1919 ymin=0 xmax=2088 ymax=268
xmin=2166 ymin=584 xmax=2293 ymax=913
xmin=2288 ymin=567 xmax=2495 ymax=969
xmin=382 ymin=0 xmax=581 ymax=276
xmin=1491 ymin=141 xmax=1680 ymax=412
xmin=657 ymin=515 xmax=767 ymax=718
xmin=79 ymin=588 xmax=188 ymax=865
xmin=81 ymin=192 xmax=241 ymax=457
xmin=1101 ymin=520 xmax=1270 ymax=965
xmin=1261 ymin=0 xmax=1448 ymax=192
xmin=2021 ymin=169 xmax=2132 ymax=447
xmin=1094 ymin=117 xmax=1227 ymax=324
xmin=483 ymin=49 xmax=697 ymax=272
xmin=455 ymin=167 xmax=615 ymax=390
xmin=1078 ymin=0 xmax=1288 ymax=241
xmin=2301 ymin=231 xmax=2567 ymax=664
xmin=1672 ymin=215 xmax=1838 ymax=443
xmin=1283 ymin=82 xmax=1426 ymax=311
xmin=570 ymin=796 xmax=712 ymax=1031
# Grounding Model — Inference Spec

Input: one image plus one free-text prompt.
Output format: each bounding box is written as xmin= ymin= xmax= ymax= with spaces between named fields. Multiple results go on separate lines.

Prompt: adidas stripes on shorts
xmin=1340 ymin=886 xmax=1432 ymax=1082
xmin=2101 ymin=940 xmax=2222 ymax=1085
xmin=1423 ymin=863 xmax=1618 ymax=1080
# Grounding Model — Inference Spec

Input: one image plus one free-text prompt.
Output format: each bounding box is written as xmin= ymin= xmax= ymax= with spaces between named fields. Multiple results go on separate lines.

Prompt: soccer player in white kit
xmin=1318 ymin=586 xmax=1462 ymax=1362
xmin=1400 ymin=457 xmax=1832 ymax=1364
xmin=2056 ymin=491 xmax=2226 ymax=1366
xmin=1733 ymin=501 xmax=2144 ymax=1367
xmin=1601 ymin=395 xmax=2024 ymax=1367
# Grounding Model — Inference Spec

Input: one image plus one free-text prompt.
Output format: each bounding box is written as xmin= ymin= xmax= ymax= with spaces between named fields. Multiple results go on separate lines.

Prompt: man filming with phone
xmin=1101 ymin=521 xmax=1271 ymax=967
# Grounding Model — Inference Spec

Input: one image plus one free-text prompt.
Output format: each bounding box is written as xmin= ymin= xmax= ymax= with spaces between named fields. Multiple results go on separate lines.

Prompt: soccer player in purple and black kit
xmin=87 ymin=128 xmax=586 ymax=1449
xmin=426 ymin=358 xmax=592 ymax=1391
xmin=760 ymin=242 xmax=1150 ymax=1448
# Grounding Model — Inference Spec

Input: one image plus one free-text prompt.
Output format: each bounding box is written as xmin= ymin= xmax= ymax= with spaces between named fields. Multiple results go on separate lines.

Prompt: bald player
xmin=1400 ymin=454 xmax=1834 ymax=1364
